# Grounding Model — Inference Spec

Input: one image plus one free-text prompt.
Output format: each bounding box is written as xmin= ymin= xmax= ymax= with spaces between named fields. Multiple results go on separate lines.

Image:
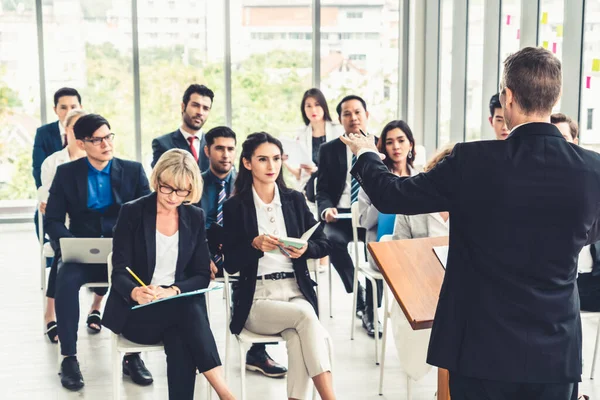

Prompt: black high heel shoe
xmin=46 ymin=321 xmax=58 ymax=343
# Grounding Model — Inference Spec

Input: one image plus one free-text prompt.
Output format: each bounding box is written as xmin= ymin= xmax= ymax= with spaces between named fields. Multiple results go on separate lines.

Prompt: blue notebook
xmin=132 ymin=283 xmax=224 ymax=310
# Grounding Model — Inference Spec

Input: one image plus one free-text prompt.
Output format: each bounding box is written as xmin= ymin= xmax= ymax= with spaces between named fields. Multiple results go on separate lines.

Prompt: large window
xmin=0 ymin=0 xmax=40 ymax=200
xmin=138 ymin=0 xmax=225 ymax=169
xmin=465 ymin=0 xmax=484 ymax=142
xmin=320 ymin=1 xmax=400 ymax=137
xmin=580 ymin=0 xmax=600 ymax=145
xmin=42 ymin=0 xmax=135 ymax=161
xmin=538 ymin=0 xmax=564 ymax=111
xmin=438 ymin=0 xmax=453 ymax=147
xmin=499 ymin=0 xmax=521 ymax=76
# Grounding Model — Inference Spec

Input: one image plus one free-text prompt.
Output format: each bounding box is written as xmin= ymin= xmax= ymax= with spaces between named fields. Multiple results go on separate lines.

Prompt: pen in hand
xmin=126 ymin=267 xmax=157 ymax=300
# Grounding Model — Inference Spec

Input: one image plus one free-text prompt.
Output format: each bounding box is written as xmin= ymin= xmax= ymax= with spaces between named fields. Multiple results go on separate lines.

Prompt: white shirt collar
xmin=252 ymin=185 xmax=282 ymax=208
xmin=58 ymin=121 xmax=66 ymax=136
xmin=180 ymin=124 xmax=202 ymax=139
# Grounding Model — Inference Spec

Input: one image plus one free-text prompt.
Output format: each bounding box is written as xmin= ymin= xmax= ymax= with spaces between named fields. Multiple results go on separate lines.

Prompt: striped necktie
xmin=351 ymin=154 xmax=359 ymax=204
xmin=213 ymin=180 xmax=226 ymax=267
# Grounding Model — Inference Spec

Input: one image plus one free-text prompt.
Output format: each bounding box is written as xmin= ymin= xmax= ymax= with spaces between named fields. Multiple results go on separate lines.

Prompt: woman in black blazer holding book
xmin=103 ymin=149 xmax=234 ymax=400
xmin=223 ymin=132 xmax=336 ymax=400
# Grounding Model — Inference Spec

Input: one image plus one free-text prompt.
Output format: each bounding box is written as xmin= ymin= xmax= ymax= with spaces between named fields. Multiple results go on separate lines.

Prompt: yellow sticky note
xmin=557 ymin=25 xmax=563 ymax=37
xmin=593 ymin=59 xmax=600 ymax=73
xmin=542 ymin=41 xmax=549 ymax=49
xmin=541 ymin=11 xmax=548 ymax=25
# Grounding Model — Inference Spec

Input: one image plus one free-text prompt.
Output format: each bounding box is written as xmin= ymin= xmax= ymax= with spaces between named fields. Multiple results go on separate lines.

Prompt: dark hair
xmin=551 ymin=112 xmax=579 ymax=140
xmin=336 ymin=95 xmax=367 ymax=119
xmin=182 ymin=84 xmax=214 ymax=108
xmin=501 ymin=47 xmax=561 ymax=116
xmin=205 ymin=126 xmax=237 ymax=147
xmin=54 ymin=87 xmax=81 ymax=107
xmin=489 ymin=93 xmax=502 ymax=118
xmin=73 ymin=114 xmax=110 ymax=140
xmin=300 ymin=88 xmax=333 ymax=125
xmin=377 ymin=120 xmax=416 ymax=171
xmin=233 ymin=132 xmax=289 ymax=197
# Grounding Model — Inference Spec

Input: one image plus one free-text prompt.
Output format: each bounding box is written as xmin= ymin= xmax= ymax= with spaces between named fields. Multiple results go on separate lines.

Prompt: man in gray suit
xmin=151 ymin=84 xmax=213 ymax=171
xmin=342 ymin=47 xmax=596 ymax=399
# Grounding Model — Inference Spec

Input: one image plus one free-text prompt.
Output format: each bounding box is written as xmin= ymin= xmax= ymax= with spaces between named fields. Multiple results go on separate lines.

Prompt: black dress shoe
xmin=246 ymin=348 xmax=287 ymax=378
xmin=60 ymin=356 xmax=84 ymax=391
xmin=123 ymin=354 xmax=154 ymax=386
xmin=362 ymin=306 xmax=383 ymax=338
xmin=356 ymin=283 xmax=366 ymax=318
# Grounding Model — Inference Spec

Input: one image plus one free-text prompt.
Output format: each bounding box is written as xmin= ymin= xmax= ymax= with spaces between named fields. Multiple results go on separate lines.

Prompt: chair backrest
xmin=379 ymin=234 xmax=394 ymax=243
xmin=37 ymin=206 xmax=44 ymax=250
xmin=376 ymin=213 xmax=396 ymax=241
xmin=107 ymin=252 xmax=113 ymax=285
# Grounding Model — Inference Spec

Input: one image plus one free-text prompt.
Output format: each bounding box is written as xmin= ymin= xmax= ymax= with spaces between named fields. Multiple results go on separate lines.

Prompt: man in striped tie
xmin=199 ymin=126 xmax=288 ymax=379
xmin=316 ymin=94 xmax=379 ymax=337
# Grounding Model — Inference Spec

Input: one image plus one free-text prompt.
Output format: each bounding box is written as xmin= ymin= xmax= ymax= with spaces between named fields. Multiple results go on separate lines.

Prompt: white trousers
xmin=245 ymin=277 xmax=332 ymax=399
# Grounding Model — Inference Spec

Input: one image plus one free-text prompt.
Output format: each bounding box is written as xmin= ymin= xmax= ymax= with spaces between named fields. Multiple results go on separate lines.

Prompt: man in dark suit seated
xmin=151 ymin=84 xmax=213 ymax=172
xmin=45 ymin=114 xmax=153 ymax=391
xmin=488 ymin=93 xmax=509 ymax=140
xmin=342 ymin=47 xmax=598 ymax=400
xmin=316 ymin=94 xmax=382 ymax=337
xmin=199 ymin=126 xmax=288 ymax=378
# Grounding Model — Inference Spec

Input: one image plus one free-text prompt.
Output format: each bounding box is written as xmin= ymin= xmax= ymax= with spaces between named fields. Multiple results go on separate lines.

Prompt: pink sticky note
xmin=552 ymin=42 xmax=557 ymax=54
xmin=517 ymin=29 xmax=520 ymax=40
xmin=587 ymin=76 xmax=592 ymax=89
xmin=507 ymin=15 xmax=511 ymax=25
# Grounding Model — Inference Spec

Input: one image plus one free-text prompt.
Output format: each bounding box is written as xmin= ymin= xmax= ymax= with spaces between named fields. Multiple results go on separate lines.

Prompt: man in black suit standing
xmin=151 ymin=84 xmax=213 ymax=171
xmin=316 ymin=95 xmax=382 ymax=337
xmin=342 ymin=47 xmax=596 ymax=399
xmin=45 ymin=114 xmax=153 ymax=391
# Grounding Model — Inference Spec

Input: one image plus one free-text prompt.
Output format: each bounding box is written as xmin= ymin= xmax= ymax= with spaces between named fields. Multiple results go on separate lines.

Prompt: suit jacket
xmin=44 ymin=157 xmax=150 ymax=244
xmin=222 ymin=188 xmax=331 ymax=335
xmin=351 ymin=122 xmax=600 ymax=383
xmin=102 ymin=192 xmax=212 ymax=334
xmin=316 ymin=136 xmax=377 ymax=217
xmin=151 ymin=129 xmax=208 ymax=171
xmin=32 ymin=121 xmax=62 ymax=188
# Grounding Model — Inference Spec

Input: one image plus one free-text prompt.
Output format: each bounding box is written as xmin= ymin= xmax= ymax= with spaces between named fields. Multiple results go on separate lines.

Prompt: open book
xmin=269 ymin=222 xmax=321 ymax=253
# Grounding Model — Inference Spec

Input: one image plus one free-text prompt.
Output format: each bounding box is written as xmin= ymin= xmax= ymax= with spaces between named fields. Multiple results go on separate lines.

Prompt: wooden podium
xmin=368 ymin=236 xmax=450 ymax=400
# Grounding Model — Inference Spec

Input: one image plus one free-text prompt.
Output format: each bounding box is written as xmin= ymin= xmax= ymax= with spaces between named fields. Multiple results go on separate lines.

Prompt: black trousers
xmin=55 ymin=261 xmax=109 ymax=355
xmin=122 ymin=295 xmax=221 ymax=400
xmin=324 ymin=217 xmax=382 ymax=307
xmin=449 ymin=372 xmax=578 ymax=400
xmin=578 ymin=272 xmax=600 ymax=311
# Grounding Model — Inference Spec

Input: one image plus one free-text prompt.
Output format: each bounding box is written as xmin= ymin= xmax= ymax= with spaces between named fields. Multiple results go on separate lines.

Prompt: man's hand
xmin=324 ymin=208 xmax=338 ymax=223
xmin=210 ymin=260 xmax=218 ymax=280
xmin=39 ymin=202 xmax=47 ymax=215
xmin=340 ymin=132 xmax=384 ymax=158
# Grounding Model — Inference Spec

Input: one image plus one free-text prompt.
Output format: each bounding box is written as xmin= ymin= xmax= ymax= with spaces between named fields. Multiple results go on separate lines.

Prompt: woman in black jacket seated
xmin=103 ymin=149 xmax=234 ymax=400
xmin=223 ymin=132 xmax=336 ymax=400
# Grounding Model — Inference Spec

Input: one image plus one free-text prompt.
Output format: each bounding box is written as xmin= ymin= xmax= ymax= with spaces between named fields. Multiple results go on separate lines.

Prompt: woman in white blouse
xmin=358 ymin=120 xmax=419 ymax=337
xmin=388 ymin=144 xmax=454 ymax=383
xmin=223 ymin=132 xmax=335 ymax=400
xmin=38 ymin=109 xmax=106 ymax=342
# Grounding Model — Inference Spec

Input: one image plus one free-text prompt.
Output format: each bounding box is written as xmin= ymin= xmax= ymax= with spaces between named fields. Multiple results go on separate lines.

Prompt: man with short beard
xmin=151 ymin=84 xmax=213 ymax=171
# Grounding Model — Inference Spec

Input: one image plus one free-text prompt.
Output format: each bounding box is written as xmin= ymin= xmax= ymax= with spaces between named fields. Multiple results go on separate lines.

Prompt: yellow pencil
xmin=126 ymin=267 xmax=156 ymax=299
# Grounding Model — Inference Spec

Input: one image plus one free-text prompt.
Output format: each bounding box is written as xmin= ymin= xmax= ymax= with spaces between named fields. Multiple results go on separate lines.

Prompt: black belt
xmin=258 ymin=272 xmax=295 ymax=281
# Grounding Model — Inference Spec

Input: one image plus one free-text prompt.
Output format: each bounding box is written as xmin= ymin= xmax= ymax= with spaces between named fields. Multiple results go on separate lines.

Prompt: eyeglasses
xmin=158 ymin=183 xmax=191 ymax=197
xmin=83 ymin=133 xmax=115 ymax=146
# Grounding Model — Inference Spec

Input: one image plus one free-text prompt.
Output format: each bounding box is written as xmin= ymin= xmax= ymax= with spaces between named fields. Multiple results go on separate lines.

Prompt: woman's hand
xmin=210 ymin=260 xmax=218 ymax=280
xmin=130 ymin=286 xmax=158 ymax=305
xmin=39 ymin=202 xmax=47 ymax=215
xmin=285 ymin=243 xmax=308 ymax=259
xmin=152 ymin=285 xmax=178 ymax=300
xmin=252 ymin=234 xmax=281 ymax=252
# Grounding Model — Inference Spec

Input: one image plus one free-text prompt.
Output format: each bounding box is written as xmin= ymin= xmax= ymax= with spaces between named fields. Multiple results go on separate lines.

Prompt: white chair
xmin=223 ymin=270 xmax=330 ymax=400
xmin=376 ymin=234 xmax=395 ymax=396
xmin=107 ymin=253 xmax=212 ymax=399
xmin=349 ymin=202 xmax=386 ymax=366
xmin=581 ymin=310 xmax=600 ymax=379
xmin=38 ymin=207 xmax=54 ymax=332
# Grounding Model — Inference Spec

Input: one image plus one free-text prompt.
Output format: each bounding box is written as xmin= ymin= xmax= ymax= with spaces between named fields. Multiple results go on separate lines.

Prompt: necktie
xmin=63 ymin=134 xmax=68 ymax=148
xmin=213 ymin=180 xmax=226 ymax=268
xmin=351 ymin=154 xmax=359 ymax=204
xmin=187 ymin=136 xmax=199 ymax=162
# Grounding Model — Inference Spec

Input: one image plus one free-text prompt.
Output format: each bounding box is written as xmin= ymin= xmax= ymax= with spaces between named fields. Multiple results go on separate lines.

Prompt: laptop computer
xmin=59 ymin=238 xmax=113 ymax=264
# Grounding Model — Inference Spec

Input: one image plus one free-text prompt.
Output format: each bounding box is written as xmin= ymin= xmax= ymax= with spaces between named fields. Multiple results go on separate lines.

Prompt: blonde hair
xmin=150 ymin=149 xmax=203 ymax=204
xmin=424 ymin=143 xmax=456 ymax=172
xmin=64 ymin=109 xmax=88 ymax=128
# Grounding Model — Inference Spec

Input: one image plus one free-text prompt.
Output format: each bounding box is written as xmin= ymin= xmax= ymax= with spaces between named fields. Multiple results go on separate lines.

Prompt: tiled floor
xmin=1 ymin=222 xmax=599 ymax=399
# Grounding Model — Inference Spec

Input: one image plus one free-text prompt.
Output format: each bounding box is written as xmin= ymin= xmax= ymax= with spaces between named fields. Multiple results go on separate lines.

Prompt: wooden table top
xmin=368 ymin=236 xmax=448 ymax=330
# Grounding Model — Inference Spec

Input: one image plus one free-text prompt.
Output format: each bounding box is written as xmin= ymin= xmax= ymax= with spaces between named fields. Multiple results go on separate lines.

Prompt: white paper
xmin=433 ymin=246 xmax=449 ymax=269
xmin=335 ymin=213 xmax=352 ymax=220
xmin=300 ymin=221 xmax=321 ymax=241
xmin=280 ymin=137 xmax=313 ymax=166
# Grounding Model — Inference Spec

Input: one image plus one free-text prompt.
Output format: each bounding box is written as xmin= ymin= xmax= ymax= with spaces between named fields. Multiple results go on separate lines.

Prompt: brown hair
xmin=501 ymin=47 xmax=562 ymax=116
xmin=424 ymin=143 xmax=456 ymax=173
xmin=551 ymin=112 xmax=579 ymax=140
xmin=377 ymin=120 xmax=416 ymax=171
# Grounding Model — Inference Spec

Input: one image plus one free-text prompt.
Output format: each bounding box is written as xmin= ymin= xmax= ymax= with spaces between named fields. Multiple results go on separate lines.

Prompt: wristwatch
xmin=170 ymin=285 xmax=181 ymax=295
